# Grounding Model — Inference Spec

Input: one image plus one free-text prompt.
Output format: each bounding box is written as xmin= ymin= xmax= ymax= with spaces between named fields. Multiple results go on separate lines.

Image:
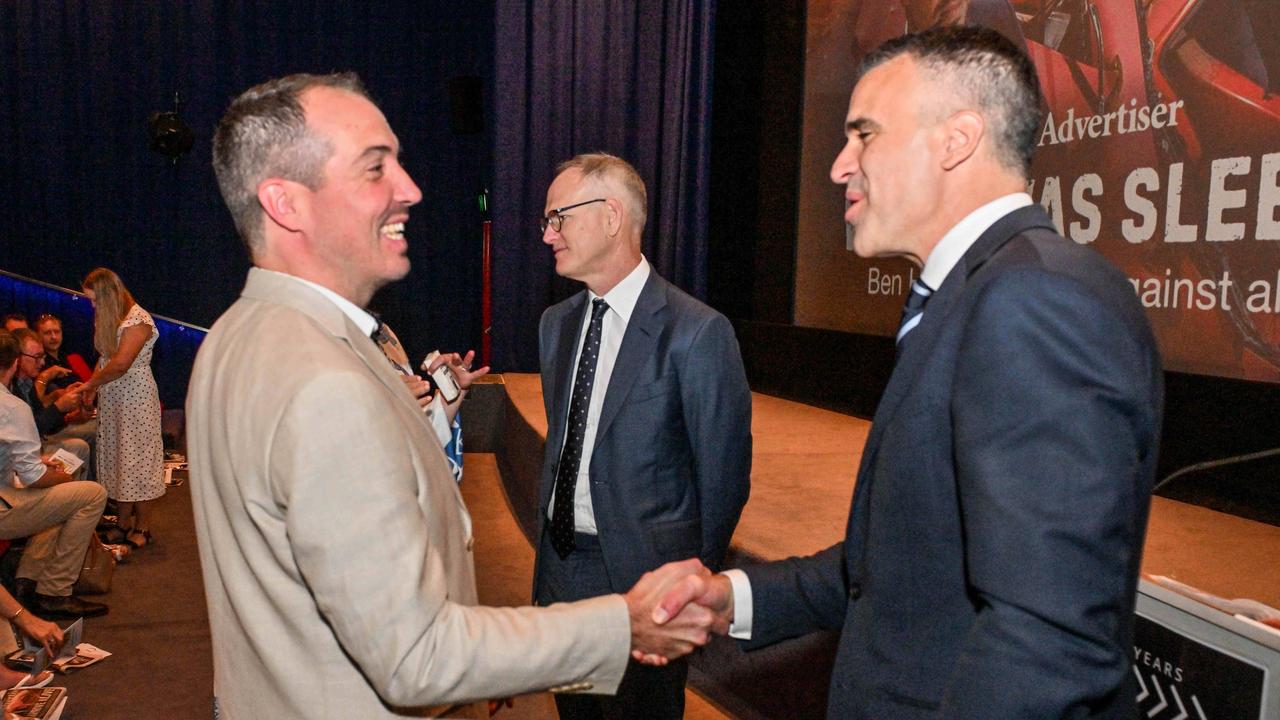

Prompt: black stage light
xmin=148 ymin=93 xmax=194 ymax=160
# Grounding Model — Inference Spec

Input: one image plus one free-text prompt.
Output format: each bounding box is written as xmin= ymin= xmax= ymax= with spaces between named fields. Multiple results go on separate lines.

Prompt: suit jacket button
xmin=847 ymin=583 xmax=861 ymax=600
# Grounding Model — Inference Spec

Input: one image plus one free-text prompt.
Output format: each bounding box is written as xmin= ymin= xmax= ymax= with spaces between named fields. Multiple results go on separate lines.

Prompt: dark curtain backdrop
xmin=492 ymin=0 xmax=716 ymax=371
xmin=0 ymin=2 xmax=495 ymax=398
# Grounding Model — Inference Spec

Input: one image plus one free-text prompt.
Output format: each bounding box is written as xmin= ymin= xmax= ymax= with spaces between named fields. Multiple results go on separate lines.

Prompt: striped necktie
xmin=896 ymin=279 xmax=934 ymax=345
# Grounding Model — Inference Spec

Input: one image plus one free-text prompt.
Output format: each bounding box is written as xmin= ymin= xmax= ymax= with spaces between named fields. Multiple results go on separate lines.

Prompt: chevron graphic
xmin=1147 ymin=675 xmax=1167 ymax=717
xmin=1168 ymin=685 xmax=1188 ymax=720
xmin=1137 ymin=675 xmax=1207 ymax=719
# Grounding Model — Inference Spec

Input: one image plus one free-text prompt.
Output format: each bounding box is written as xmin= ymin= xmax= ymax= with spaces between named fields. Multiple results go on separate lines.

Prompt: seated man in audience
xmin=17 ymin=325 xmax=97 ymax=476
xmin=8 ymin=329 xmax=93 ymax=476
xmin=34 ymin=314 xmax=88 ymax=390
xmin=1 ymin=315 xmax=28 ymax=332
xmin=0 ymin=330 xmax=108 ymax=619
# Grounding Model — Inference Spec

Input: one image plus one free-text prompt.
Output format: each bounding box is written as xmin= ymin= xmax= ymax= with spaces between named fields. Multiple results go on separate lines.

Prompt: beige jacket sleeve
xmin=275 ymin=368 xmax=630 ymax=707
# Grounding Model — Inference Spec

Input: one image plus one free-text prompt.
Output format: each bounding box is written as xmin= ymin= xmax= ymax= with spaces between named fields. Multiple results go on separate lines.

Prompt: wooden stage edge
xmin=490 ymin=372 xmax=1280 ymax=611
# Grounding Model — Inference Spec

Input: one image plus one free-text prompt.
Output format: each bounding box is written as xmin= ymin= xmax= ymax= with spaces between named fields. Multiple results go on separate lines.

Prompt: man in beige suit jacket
xmin=189 ymin=72 xmax=712 ymax=720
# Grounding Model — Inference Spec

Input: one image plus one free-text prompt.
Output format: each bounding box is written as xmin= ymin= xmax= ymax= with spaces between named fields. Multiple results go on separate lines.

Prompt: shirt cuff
xmin=723 ymin=568 xmax=753 ymax=640
xmin=14 ymin=466 xmax=47 ymax=488
xmin=425 ymin=395 xmax=452 ymax=448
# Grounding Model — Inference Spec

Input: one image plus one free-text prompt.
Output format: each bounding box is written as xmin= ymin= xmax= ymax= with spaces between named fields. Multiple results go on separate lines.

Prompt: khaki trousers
xmin=0 ymin=481 xmax=107 ymax=596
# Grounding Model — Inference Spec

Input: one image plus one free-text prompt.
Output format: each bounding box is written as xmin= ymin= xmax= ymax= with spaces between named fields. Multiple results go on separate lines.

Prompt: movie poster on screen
xmin=793 ymin=0 xmax=1280 ymax=382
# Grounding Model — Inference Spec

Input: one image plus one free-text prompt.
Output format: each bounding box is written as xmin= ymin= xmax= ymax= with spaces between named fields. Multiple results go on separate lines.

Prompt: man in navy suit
xmin=535 ymin=153 xmax=752 ymax=719
xmin=653 ymin=26 xmax=1163 ymax=718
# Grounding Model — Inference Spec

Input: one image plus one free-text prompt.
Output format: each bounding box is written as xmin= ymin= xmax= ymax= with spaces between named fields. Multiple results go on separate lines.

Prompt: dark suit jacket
xmin=535 ymin=269 xmax=752 ymax=593
xmin=743 ymin=206 xmax=1163 ymax=719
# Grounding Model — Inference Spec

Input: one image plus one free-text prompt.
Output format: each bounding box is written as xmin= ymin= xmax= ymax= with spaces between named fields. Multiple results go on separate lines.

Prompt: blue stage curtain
xmin=0 ymin=2 xmax=494 ymax=386
xmin=0 ymin=272 xmax=204 ymax=412
xmin=491 ymin=1 xmax=717 ymax=371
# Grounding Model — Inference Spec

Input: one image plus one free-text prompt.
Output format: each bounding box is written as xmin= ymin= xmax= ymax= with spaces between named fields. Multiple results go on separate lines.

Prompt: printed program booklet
xmin=45 ymin=449 xmax=82 ymax=477
xmin=5 ymin=619 xmax=111 ymax=673
xmin=1 ymin=686 xmax=66 ymax=720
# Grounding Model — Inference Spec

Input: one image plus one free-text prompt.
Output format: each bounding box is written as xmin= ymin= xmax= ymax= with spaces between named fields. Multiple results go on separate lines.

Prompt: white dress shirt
xmin=261 ymin=270 xmax=453 ymax=447
xmin=0 ymin=383 xmax=48 ymax=487
xmin=548 ymin=257 xmax=652 ymax=535
xmin=724 ymin=193 xmax=1035 ymax=639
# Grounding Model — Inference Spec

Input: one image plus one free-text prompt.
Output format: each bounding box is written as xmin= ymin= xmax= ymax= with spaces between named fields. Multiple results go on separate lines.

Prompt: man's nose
xmin=830 ymin=142 xmax=860 ymax=184
xmin=393 ymin=163 xmax=423 ymax=206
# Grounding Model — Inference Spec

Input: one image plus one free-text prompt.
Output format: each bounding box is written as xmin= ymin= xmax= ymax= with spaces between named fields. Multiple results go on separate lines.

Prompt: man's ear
xmin=258 ymin=179 xmax=305 ymax=233
xmin=940 ymin=110 xmax=984 ymax=171
xmin=604 ymin=197 xmax=625 ymax=238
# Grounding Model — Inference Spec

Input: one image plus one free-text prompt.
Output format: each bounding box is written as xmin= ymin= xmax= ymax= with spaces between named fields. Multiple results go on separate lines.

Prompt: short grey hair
xmin=556 ymin=153 xmax=648 ymax=234
xmin=212 ymin=72 xmax=368 ymax=253
xmin=859 ymin=26 xmax=1043 ymax=177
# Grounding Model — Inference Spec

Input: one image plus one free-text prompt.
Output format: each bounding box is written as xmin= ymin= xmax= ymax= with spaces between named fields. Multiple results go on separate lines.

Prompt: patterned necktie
xmin=368 ymin=311 xmax=386 ymax=343
xmin=896 ymin=279 xmax=934 ymax=346
xmin=368 ymin=314 xmax=410 ymax=374
xmin=549 ymin=298 xmax=609 ymax=559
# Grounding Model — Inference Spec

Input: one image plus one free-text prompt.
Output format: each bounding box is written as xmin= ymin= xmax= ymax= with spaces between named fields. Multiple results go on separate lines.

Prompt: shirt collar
xmin=589 ymin=256 xmax=650 ymax=325
xmin=919 ymin=193 xmax=1033 ymax=290
xmin=258 ymin=269 xmax=380 ymax=337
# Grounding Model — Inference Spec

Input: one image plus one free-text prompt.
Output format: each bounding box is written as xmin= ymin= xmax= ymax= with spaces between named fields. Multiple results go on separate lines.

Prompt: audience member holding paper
xmin=0 ymin=330 xmax=109 ymax=621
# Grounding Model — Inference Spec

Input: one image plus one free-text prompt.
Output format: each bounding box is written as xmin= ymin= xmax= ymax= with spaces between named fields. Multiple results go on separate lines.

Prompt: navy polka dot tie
xmin=549 ymin=298 xmax=609 ymax=559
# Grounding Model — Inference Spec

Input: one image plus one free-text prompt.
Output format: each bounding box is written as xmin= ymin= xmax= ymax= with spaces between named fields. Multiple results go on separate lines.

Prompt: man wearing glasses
xmin=0 ymin=329 xmax=108 ymax=619
xmin=535 ymin=153 xmax=753 ymax=719
xmin=8 ymin=328 xmax=91 ymax=472
xmin=191 ymin=74 xmax=717 ymax=719
xmin=28 ymin=317 xmax=98 ymax=476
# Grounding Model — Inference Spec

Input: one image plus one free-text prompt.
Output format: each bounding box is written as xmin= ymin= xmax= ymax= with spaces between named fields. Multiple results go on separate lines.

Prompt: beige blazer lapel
xmin=239 ymin=269 xmax=471 ymax=534
xmin=241 ymin=269 xmax=433 ymax=429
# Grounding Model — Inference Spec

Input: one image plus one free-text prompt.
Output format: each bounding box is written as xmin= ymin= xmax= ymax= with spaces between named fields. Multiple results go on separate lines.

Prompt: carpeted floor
xmin=44 ymin=478 xmax=214 ymax=719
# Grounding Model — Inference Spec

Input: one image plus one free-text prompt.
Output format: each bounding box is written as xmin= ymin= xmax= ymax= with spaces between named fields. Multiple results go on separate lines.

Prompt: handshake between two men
xmin=625 ymin=559 xmax=732 ymax=666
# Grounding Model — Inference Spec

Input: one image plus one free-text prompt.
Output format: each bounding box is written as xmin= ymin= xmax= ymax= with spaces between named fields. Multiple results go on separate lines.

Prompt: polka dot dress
xmin=96 ymin=304 xmax=165 ymax=502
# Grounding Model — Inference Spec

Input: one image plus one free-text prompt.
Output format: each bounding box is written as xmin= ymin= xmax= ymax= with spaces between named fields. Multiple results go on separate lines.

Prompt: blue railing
xmin=0 ymin=270 xmax=205 ymax=410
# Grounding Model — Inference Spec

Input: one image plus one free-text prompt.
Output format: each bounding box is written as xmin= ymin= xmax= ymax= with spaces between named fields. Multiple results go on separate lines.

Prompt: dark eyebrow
xmin=846 ymin=118 xmax=879 ymax=134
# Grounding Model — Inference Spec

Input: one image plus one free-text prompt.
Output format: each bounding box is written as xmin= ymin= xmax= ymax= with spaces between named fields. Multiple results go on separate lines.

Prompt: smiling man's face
xmin=298 ymin=86 xmax=423 ymax=305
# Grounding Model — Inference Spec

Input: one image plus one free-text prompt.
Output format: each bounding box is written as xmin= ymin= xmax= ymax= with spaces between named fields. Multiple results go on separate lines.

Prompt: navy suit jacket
xmin=743 ymin=206 xmax=1163 ymax=719
xmin=535 ymin=269 xmax=752 ymax=593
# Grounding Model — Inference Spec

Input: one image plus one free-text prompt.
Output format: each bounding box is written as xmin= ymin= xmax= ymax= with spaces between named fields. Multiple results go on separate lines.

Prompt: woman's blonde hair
xmin=82 ymin=268 xmax=136 ymax=357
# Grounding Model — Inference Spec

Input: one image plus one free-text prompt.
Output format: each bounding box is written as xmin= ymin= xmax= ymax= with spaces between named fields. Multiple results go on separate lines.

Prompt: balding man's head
xmin=858 ymin=25 xmax=1042 ymax=177
xmin=555 ymin=153 xmax=648 ymax=236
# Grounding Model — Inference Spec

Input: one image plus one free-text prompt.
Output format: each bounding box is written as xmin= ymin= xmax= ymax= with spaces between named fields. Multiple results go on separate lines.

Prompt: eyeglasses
xmin=21 ymin=352 xmax=46 ymax=362
xmin=540 ymin=198 xmax=606 ymax=233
